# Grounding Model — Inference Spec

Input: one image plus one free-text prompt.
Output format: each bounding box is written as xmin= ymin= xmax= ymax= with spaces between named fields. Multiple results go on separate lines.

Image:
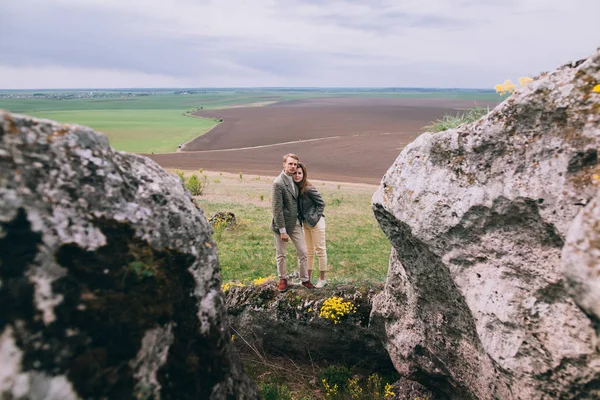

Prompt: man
xmin=271 ymin=153 xmax=315 ymax=292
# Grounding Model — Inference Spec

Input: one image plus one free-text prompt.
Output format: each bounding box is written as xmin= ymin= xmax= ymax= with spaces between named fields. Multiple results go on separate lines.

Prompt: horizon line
xmin=0 ymin=86 xmax=497 ymax=92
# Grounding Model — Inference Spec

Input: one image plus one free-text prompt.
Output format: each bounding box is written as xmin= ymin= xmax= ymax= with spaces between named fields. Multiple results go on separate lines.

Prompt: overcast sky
xmin=1 ymin=0 xmax=598 ymax=89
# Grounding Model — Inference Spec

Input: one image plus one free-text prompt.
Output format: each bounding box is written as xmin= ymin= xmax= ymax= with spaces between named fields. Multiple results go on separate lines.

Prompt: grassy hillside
xmin=183 ymin=170 xmax=391 ymax=285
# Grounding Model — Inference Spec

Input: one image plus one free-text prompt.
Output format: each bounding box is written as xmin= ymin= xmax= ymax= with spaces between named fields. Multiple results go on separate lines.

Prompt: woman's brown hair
xmin=296 ymin=162 xmax=311 ymax=195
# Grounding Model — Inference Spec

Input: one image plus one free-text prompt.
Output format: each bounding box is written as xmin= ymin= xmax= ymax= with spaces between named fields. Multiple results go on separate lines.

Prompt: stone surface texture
xmin=371 ymin=49 xmax=600 ymax=399
xmin=0 ymin=112 xmax=258 ymax=399
xmin=225 ymin=282 xmax=395 ymax=373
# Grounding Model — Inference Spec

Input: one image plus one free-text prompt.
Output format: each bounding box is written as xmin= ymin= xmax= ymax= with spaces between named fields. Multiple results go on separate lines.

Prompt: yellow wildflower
xmin=519 ymin=76 xmax=533 ymax=87
xmin=347 ymin=377 xmax=362 ymax=398
xmin=494 ymin=79 xmax=518 ymax=96
xmin=221 ymin=281 xmax=244 ymax=292
xmin=384 ymin=383 xmax=395 ymax=398
xmin=319 ymin=296 xmax=357 ymax=324
xmin=252 ymin=275 xmax=275 ymax=285
xmin=593 ymin=84 xmax=600 ymax=93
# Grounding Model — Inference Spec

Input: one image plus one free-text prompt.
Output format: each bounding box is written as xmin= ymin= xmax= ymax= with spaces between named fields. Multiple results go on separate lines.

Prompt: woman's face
xmin=293 ymin=168 xmax=304 ymax=183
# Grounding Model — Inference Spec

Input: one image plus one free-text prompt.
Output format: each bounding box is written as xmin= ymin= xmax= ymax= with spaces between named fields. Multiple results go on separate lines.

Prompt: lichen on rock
xmin=0 ymin=112 xmax=258 ymax=399
xmin=372 ymin=48 xmax=600 ymax=399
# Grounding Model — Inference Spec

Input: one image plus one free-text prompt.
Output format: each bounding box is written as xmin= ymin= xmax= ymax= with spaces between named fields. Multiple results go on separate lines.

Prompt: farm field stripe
xmin=171 ymin=131 xmax=414 ymax=155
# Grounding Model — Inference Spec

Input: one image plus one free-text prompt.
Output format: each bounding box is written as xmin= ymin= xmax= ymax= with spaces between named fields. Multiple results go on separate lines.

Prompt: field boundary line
xmin=174 ymin=136 xmax=341 ymax=154
xmin=178 ymin=114 xmax=222 ymax=150
xmin=169 ymin=131 xmax=416 ymax=155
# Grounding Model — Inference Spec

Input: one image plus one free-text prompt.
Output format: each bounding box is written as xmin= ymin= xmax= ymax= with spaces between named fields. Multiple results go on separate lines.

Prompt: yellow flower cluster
xmin=384 ymin=383 xmax=395 ymax=398
xmin=495 ymin=79 xmax=516 ymax=95
xmin=319 ymin=296 xmax=357 ymax=324
xmin=221 ymin=281 xmax=244 ymax=292
xmin=593 ymin=84 xmax=600 ymax=93
xmin=347 ymin=377 xmax=362 ymax=398
xmin=322 ymin=379 xmax=338 ymax=397
xmin=495 ymin=77 xmax=532 ymax=96
xmin=252 ymin=275 xmax=276 ymax=285
xmin=519 ymin=76 xmax=533 ymax=87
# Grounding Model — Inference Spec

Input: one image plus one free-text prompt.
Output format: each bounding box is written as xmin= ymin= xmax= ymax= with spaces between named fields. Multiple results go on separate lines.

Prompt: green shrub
xmin=259 ymin=380 xmax=293 ymax=400
xmin=319 ymin=365 xmax=353 ymax=396
xmin=185 ymin=172 xmax=208 ymax=196
xmin=424 ymin=106 xmax=490 ymax=132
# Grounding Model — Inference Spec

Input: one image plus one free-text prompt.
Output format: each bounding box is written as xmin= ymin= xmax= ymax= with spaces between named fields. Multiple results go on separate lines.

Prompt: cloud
xmin=0 ymin=0 xmax=598 ymax=88
xmin=0 ymin=65 xmax=192 ymax=89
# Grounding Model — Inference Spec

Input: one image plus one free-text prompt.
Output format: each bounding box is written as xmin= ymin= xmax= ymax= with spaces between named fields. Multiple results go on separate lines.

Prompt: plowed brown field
xmin=147 ymin=97 xmax=497 ymax=184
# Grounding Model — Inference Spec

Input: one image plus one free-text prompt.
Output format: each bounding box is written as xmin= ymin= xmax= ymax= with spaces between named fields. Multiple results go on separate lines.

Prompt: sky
xmin=0 ymin=0 xmax=599 ymax=89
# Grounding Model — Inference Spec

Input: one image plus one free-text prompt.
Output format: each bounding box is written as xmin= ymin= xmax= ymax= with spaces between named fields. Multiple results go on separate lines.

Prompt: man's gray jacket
xmin=271 ymin=171 xmax=298 ymax=234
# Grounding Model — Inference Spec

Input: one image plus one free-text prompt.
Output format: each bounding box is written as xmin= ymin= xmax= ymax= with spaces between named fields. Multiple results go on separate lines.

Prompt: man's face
xmin=283 ymin=157 xmax=298 ymax=175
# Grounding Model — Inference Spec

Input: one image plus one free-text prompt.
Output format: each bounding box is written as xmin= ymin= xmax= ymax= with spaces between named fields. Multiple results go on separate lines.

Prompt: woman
xmin=293 ymin=162 xmax=328 ymax=288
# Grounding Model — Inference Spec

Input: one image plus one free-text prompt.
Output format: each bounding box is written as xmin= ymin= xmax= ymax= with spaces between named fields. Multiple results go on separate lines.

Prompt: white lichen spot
xmin=0 ymin=326 xmax=23 ymax=395
xmin=29 ymin=259 xmax=67 ymax=325
xmin=73 ymin=148 xmax=106 ymax=167
xmin=51 ymin=207 xmax=106 ymax=250
xmin=130 ymin=323 xmax=174 ymax=398
xmin=27 ymin=372 xmax=79 ymax=400
xmin=198 ymin=290 xmax=219 ymax=334
xmin=0 ymin=328 xmax=75 ymax=399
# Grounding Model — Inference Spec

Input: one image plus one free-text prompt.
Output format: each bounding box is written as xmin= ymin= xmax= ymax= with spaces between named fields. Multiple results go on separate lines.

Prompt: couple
xmin=270 ymin=153 xmax=328 ymax=292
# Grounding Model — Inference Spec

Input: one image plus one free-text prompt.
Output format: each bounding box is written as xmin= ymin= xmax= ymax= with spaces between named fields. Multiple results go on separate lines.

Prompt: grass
xmin=186 ymin=170 xmax=391 ymax=285
xmin=423 ymin=106 xmax=490 ymax=132
xmin=27 ymin=110 xmax=218 ymax=153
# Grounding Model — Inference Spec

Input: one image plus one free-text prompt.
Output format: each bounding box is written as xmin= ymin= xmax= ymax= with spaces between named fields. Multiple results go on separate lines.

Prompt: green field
xmin=0 ymin=89 xmax=501 ymax=153
xmin=28 ymin=110 xmax=217 ymax=154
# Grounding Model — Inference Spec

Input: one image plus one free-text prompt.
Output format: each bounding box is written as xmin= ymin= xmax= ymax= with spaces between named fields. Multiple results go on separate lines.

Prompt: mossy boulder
xmin=0 ymin=111 xmax=258 ymax=399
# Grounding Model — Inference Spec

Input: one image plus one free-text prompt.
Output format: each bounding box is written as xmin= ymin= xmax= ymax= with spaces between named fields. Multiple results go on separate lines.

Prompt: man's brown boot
xmin=278 ymin=278 xmax=288 ymax=292
xmin=301 ymin=281 xmax=316 ymax=289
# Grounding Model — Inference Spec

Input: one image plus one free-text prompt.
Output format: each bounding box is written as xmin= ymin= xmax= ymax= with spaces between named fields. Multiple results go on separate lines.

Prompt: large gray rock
xmin=0 ymin=112 xmax=258 ymax=399
xmin=372 ymin=48 xmax=600 ymax=399
xmin=562 ymin=187 xmax=600 ymax=320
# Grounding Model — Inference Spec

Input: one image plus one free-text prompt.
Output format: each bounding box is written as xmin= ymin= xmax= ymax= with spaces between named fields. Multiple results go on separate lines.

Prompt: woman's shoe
xmin=315 ymin=279 xmax=328 ymax=288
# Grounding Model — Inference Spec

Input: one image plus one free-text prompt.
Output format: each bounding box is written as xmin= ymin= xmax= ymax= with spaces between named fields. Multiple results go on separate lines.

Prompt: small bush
xmin=320 ymin=365 xmax=353 ymax=396
xmin=259 ymin=379 xmax=293 ymax=400
xmin=424 ymin=106 xmax=490 ymax=132
xmin=186 ymin=172 xmax=208 ymax=196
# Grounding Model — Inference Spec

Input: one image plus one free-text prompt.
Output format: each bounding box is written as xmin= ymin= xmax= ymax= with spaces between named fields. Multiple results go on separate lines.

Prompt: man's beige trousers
xmin=273 ymin=222 xmax=308 ymax=282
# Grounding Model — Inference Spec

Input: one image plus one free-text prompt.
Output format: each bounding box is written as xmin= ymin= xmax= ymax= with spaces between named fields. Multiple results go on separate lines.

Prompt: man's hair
xmin=283 ymin=153 xmax=299 ymax=163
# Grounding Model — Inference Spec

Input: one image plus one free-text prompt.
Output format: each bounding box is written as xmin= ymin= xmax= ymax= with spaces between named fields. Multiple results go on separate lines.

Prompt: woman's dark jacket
xmin=297 ymin=185 xmax=325 ymax=227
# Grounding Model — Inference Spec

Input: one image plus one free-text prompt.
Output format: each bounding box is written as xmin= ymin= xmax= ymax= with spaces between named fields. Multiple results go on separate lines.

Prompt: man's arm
xmin=271 ymin=181 xmax=286 ymax=233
